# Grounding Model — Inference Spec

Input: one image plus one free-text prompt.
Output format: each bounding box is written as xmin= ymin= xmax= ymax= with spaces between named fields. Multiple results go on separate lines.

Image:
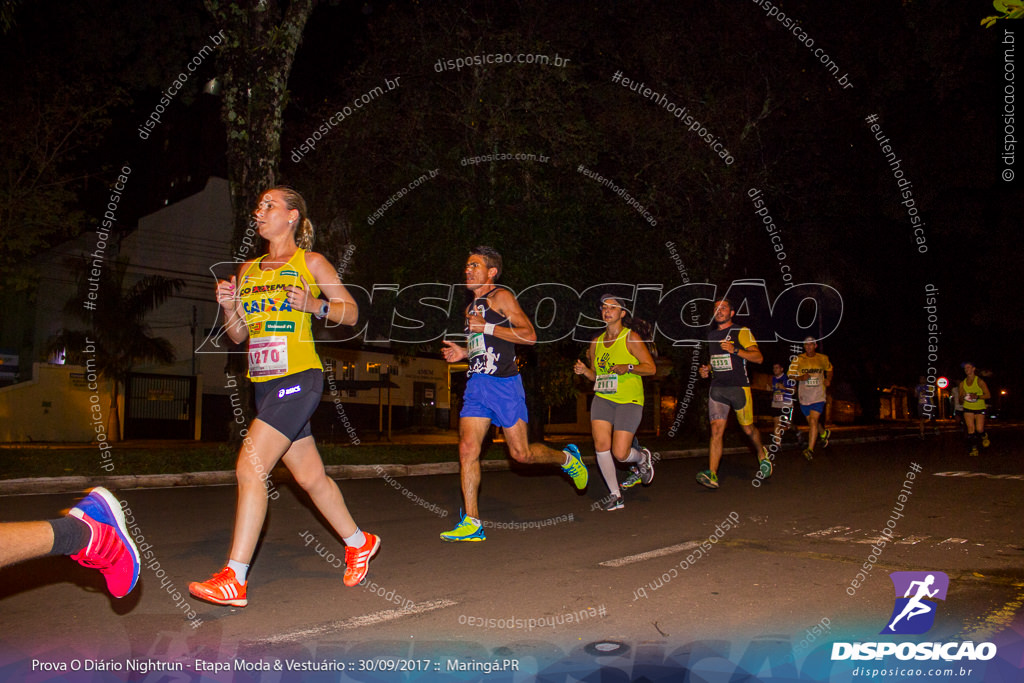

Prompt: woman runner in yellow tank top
xmin=958 ymin=361 xmax=991 ymax=456
xmin=573 ymin=294 xmax=657 ymax=511
xmin=189 ymin=187 xmax=379 ymax=607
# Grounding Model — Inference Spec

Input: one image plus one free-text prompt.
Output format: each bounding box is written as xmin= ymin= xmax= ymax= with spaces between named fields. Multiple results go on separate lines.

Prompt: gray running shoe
xmin=638 ymin=447 xmax=654 ymax=485
xmin=602 ymin=494 xmax=624 ymax=511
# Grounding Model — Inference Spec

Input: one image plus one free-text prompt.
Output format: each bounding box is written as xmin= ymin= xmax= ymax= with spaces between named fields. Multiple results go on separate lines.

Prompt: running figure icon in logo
xmin=881 ymin=571 xmax=949 ymax=635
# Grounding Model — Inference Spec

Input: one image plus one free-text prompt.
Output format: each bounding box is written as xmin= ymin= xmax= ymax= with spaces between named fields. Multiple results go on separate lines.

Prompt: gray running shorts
xmin=591 ymin=394 xmax=643 ymax=434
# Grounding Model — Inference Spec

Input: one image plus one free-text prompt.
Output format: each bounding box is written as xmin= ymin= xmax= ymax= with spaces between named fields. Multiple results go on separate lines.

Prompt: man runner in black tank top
xmin=696 ymin=299 xmax=772 ymax=489
xmin=439 ymin=246 xmax=588 ymax=541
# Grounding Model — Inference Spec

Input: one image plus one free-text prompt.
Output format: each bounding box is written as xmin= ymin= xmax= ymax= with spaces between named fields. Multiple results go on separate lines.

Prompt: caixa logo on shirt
xmin=278 ymin=384 xmax=301 ymax=399
xmin=831 ymin=571 xmax=997 ymax=662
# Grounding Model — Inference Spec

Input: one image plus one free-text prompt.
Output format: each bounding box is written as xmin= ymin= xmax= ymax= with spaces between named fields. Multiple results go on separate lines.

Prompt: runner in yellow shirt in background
xmin=789 ymin=337 xmax=833 ymax=461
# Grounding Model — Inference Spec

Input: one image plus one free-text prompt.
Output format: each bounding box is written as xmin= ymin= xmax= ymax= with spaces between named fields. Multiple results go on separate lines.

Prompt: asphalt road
xmin=1 ymin=427 xmax=1022 ymax=681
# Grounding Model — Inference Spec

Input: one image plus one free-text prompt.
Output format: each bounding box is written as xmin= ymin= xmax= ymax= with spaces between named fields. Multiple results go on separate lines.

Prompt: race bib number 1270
xmin=249 ymin=336 xmax=288 ymax=377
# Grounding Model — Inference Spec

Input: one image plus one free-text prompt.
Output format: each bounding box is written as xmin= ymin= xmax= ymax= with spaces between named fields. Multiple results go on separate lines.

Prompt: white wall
xmin=120 ymin=177 xmax=234 ymax=381
xmin=0 ymin=363 xmax=120 ymax=442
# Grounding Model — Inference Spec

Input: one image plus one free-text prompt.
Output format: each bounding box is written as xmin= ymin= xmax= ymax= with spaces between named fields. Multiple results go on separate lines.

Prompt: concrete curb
xmin=0 ymin=434 xmax=902 ymax=496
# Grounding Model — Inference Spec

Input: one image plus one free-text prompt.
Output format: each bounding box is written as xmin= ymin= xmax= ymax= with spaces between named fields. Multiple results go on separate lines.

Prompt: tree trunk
xmin=204 ymin=0 xmax=317 ymax=255
xmin=204 ymin=1 xmax=317 ymax=444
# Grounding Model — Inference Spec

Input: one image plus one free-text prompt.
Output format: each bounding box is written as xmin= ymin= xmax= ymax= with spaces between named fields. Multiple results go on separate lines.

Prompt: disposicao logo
xmin=831 ymin=570 xmax=997 ymax=662
xmin=882 ymin=571 xmax=948 ymax=635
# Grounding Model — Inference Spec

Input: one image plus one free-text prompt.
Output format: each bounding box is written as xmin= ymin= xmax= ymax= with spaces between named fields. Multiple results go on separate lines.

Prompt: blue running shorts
xmin=800 ymin=401 xmax=826 ymax=418
xmin=461 ymin=373 xmax=529 ymax=428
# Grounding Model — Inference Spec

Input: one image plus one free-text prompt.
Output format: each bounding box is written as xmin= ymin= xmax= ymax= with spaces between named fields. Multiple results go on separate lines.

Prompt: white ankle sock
xmin=344 ymin=529 xmax=366 ymax=547
xmin=227 ymin=559 xmax=249 ymax=584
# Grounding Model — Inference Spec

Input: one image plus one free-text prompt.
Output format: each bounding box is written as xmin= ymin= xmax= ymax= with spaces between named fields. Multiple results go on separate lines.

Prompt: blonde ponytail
xmin=295 ymin=217 xmax=315 ymax=250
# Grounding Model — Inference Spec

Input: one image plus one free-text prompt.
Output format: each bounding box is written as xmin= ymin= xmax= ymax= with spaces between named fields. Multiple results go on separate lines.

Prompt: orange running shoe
xmin=189 ymin=567 xmax=247 ymax=607
xmin=343 ymin=532 xmax=380 ymax=587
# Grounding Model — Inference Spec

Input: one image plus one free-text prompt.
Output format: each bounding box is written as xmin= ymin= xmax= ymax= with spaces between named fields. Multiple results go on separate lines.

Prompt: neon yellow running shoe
xmin=696 ymin=469 xmax=719 ymax=489
xmin=440 ymin=511 xmax=486 ymax=542
xmin=759 ymin=446 xmax=774 ymax=478
xmin=561 ymin=444 xmax=588 ymax=489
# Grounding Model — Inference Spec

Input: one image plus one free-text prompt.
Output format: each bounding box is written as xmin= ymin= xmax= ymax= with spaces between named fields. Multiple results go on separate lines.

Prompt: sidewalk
xmin=0 ymin=422 xmax=970 ymax=496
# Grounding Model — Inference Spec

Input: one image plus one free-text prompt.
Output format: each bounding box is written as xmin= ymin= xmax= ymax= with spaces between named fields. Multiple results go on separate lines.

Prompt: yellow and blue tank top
xmin=707 ymin=325 xmax=757 ymax=388
xmin=238 ymin=249 xmax=323 ymax=382
xmin=593 ymin=329 xmax=644 ymax=405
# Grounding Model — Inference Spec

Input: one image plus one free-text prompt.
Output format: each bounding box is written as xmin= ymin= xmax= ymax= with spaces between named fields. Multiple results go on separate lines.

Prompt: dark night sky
xmin=2 ymin=0 xmax=1021 ymax=414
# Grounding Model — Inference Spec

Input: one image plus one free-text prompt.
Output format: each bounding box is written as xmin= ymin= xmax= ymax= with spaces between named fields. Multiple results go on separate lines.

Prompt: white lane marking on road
xmin=805 ymin=526 xmax=850 ymax=537
xmin=854 ymin=535 xmax=891 ymax=545
xmin=600 ymin=541 xmax=702 ymax=567
xmin=807 ymin=529 xmax=960 ymax=547
xmin=896 ymin=535 xmax=928 ymax=545
xmin=933 ymin=471 xmax=1024 ymax=481
xmin=255 ymin=599 xmax=458 ymax=644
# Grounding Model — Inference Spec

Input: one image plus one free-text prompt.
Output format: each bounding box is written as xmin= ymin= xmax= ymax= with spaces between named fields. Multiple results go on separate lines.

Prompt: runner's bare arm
xmin=978 ymin=378 xmax=991 ymax=400
xmin=442 ymin=341 xmax=469 ymax=363
xmin=303 ymin=252 xmax=359 ymax=326
xmin=217 ymin=261 xmax=253 ymax=345
xmin=466 ymin=288 xmax=537 ymax=345
xmin=621 ymin=331 xmax=657 ymax=376
xmin=573 ymin=336 xmax=599 ymax=380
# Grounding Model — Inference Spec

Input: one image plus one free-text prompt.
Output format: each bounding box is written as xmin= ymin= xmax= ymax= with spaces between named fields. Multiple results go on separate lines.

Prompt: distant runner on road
xmin=959 ymin=361 xmax=991 ymax=456
xmin=770 ymin=361 xmax=797 ymax=446
xmin=789 ymin=337 xmax=833 ymax=461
